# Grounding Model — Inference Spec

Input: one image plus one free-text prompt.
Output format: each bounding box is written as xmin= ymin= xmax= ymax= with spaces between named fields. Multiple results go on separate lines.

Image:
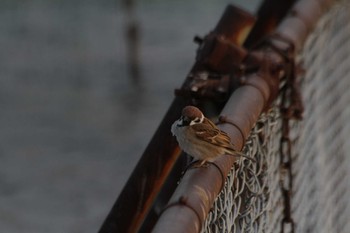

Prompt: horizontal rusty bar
xmin=151 ymin=0 xmax=335 ymax=232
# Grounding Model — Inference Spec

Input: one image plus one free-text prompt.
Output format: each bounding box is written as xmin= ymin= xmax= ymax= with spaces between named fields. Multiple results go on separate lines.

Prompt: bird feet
xmin=187 ymin=160 xmax=210 ymax=169
xmin=180 ymin=160 xmax=209 ymax=180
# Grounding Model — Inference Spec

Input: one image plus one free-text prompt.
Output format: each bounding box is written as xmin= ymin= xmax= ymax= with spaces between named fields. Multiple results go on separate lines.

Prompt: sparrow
xmin=171 ymin=105 xmax=254 ymax=167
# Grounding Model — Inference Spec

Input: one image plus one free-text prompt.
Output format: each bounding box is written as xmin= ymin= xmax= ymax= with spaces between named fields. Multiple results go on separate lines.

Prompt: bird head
xmin=177 ymin=106 xmax=204 ymax=127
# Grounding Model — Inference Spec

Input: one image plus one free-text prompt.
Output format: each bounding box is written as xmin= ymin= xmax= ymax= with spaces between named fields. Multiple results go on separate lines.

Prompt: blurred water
xmin=0 ymin=1 xmax=259 ymax=232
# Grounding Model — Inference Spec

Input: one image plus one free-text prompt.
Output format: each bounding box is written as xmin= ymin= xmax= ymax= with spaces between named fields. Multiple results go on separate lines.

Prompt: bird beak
xmin=177 ymin=116 xmax=190 ymax=127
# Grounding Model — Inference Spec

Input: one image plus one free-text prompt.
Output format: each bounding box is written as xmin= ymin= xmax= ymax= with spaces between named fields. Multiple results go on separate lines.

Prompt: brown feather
xmin=191 ymin=118 xmax=234 ymax=150
xmin=191 ymin=117 xmax=256 ymax=162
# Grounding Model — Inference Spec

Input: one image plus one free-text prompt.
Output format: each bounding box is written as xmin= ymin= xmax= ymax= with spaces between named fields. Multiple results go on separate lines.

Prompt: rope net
xmin=201 ymin=1 xmax=350 ymax=232
xmin=292 ymin=1 xmax=350 ymax=232
xmin=202 ymin=108 xmax=283 ymax=233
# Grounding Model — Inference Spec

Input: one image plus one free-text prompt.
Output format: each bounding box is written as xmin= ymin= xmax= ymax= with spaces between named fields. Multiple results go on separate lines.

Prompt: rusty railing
xmin=99 ymin=0 xmax=334 ymax=232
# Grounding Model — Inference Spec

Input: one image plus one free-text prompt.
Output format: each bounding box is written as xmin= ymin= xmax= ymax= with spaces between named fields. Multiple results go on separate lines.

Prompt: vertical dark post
xmin=122 ymin=0 xmax=140 ymax=85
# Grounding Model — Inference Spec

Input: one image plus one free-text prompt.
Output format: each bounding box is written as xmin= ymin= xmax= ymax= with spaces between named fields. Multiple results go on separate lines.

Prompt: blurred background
xmin=0 ymin=0 xmax=259 ymax=232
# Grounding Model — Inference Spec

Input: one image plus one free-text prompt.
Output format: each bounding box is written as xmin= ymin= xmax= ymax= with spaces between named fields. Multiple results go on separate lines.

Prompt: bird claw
xmin=194 ymin=160 xmax=210 ymax=168
xmin=179 ymin=160 xmax=209 ymax=183
xmin=185 ymin=160 xmax=209 ymax=170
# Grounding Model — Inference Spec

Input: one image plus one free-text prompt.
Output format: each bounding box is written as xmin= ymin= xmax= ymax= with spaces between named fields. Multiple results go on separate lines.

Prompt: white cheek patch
xmin=200 ymin=114 xmax=204 ymax=123
xmin=190 ymin=114 xmax=204 ymax=125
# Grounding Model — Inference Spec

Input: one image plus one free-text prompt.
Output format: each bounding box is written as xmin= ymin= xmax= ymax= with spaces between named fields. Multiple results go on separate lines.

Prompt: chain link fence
xmin=201 ymin=1 xmax=350 ymax=232
xmin=202 ymin=107 xmax=283 ymax=233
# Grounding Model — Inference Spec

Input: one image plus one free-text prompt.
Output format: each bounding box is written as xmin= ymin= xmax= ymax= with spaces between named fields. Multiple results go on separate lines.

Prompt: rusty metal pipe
xmin=152 ymin=71 xmax=268 ymax=233
xmin=276 ymin=0 xmax=334 ymax=52
xmin=244 ymin=0 xmax=296 ymax=48
xmin=98 ymin=98 xmax=187 ymax=233
xmin=152 ymin=0 xmax=335 ymax=232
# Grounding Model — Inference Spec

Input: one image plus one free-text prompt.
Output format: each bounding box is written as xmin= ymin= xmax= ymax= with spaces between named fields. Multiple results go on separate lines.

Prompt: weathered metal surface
xmin=152 ymin=0 xmax=335 ymax=232
xmin=276 ymin=0 xmax=334 ymax=52
xmin=244 ymin=0 xmax=296 ymax=48
xmin=177 ymin=5 xmax=256 ymax=102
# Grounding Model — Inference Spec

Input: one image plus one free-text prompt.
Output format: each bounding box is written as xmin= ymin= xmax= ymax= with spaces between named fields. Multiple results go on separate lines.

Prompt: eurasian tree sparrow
xmin=171 ymin=105 xmax=253 ymax=167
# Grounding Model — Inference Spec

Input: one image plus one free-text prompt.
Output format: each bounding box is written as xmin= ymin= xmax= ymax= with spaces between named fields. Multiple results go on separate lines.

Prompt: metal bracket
xmin=175 ymin=5 xmax=256 ymax=103
xmin=175 ymin=34 xmax=248 ymax=102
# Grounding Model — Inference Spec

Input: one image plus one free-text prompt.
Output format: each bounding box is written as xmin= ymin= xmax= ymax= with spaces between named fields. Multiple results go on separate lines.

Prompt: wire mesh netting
xmin=201 ymin=108 xmax=284 ymax=233
xmin=292 ymin=1 xmax=350 ymax=232
xmin=201 ymin=1 xmax=350 ymax=232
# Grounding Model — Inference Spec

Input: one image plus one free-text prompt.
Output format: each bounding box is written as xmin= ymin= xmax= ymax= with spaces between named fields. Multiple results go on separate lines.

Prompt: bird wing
xmin=191 ymin=121 xmax=256 ymax=162
xmin=191 ymin=122 xmax=233 ymax=148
